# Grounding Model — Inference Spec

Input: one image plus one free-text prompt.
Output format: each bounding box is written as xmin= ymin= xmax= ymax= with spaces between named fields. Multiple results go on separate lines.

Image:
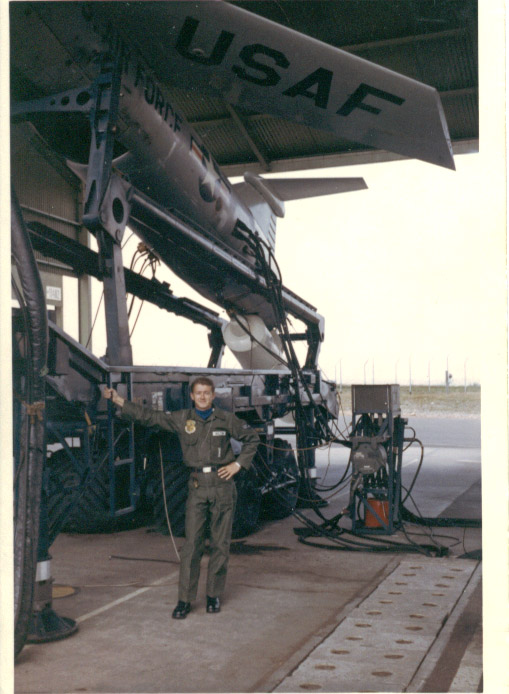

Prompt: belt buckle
xmin=202 ymin=466 xmax=213 ymax=473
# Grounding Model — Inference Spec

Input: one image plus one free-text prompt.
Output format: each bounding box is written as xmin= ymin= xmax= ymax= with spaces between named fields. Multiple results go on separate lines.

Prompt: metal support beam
xmin=207 ymin=327 xmax=226 ymax=368
xmin=80 ymin=55 xmax=132 ymax=364
xmin=222 ymin=138 xmax=479 ymax=177
xmin=339 ymin=27 xmax=468 ymax=53
xmin=78 ymin=272 xmax=92 ymax=348
xmin=27 ymin=222 xmax=226 ymax=332
xmin=129 ymin=190 xmax=322 ymax=328
xmin=96 ymin=230 xmax=132 ymax=366
xmin=226 ymin=104 xmax=271 ymax=172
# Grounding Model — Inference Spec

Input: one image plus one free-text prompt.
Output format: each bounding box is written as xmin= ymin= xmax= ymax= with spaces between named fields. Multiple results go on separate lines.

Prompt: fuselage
xmin=110 ymin=32 xmax=270 ymax=258
xmin=11 ymin=7 xmax=323 ymax=330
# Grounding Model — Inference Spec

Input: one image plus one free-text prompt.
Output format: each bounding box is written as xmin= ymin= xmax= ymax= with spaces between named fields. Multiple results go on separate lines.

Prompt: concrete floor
xmin=15 ymin=418 xmax=482 ymax=693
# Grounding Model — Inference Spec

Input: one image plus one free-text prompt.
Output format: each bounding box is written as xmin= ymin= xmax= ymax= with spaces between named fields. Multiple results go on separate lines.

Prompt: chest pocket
xmin=211 ymin=428 xmax=229 ymax=460
xmin=182 ymin=419 xmax=199 ymax=446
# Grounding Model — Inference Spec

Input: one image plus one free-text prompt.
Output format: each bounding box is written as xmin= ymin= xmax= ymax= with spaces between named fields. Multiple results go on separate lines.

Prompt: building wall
xmin=11 ymin=122 xmax=91 ymax=339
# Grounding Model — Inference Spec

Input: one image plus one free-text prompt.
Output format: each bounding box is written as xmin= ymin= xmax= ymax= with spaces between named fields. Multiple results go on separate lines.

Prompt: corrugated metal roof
xmin=10 ymin=1 xmax=478 ymax=174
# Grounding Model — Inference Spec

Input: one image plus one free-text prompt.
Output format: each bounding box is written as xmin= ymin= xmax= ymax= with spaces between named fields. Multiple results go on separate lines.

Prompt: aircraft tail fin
xmin=258 ymin=175 xmax=368 ymax=203
xmin=234 ymin=172 xmax=367 ymax=218
xmin=233 ymin=172 xmax=367 ymax=251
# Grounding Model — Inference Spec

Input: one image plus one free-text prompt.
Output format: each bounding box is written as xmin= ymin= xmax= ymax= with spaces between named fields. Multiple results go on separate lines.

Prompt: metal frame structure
xmin=349 ymin=385 xmax=405 ymax=535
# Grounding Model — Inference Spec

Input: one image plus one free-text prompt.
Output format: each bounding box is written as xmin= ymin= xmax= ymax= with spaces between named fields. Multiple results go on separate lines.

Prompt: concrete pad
xmin=274 ymin=559 xmax=479 ymax=693
xmin=15 ymin=523 xmax=396 ymax=693
xmin=15 ymin=432 xmax=482 ymax=694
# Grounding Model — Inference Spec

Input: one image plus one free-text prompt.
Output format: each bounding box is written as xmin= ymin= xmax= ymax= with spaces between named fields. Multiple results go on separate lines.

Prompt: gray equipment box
xmin=352 ymin=385 xmax=401 ymax=415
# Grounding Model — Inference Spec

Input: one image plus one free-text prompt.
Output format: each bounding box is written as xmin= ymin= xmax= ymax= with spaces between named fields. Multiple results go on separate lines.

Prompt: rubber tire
xmin=46 ymin=449 xmax=83 ymax=538
xmin=149 ymin=432 xmax=189 ymax=537
xmin=262 ymin=438 xmax=299 ymax=519
xmin=47 ymin=447 xmax=142 ymax=535
xmin=150 ymin=433 xmax=262 ymax=539
xmin=232 ymin=467 xmax=262 ymax=538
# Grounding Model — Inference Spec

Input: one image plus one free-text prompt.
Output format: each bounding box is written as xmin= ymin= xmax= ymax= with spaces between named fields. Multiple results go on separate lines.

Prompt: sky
xmin=63 ymin=150 xmax=485 ymax=387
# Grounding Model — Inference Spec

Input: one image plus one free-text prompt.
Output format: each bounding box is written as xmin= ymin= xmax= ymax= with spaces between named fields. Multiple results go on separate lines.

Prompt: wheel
xmin=47 ymin=441 xmax=143 ymax=535
xmin=149 ymin=432 xmax=189 ymax=537
xmin=46 ymin=448 xmax=83 ymax=539
xmin=262 ymin=438 xmax=299 ymax=519
xmin=149 ymin=433 xmax=262 ymax=539
xmin=232 ymin=467 xmax=262 ymax=538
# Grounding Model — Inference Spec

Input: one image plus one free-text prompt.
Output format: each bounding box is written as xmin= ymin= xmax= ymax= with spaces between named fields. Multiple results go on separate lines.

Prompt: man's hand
xmin=217 ymin=462 xmax=241 ymax=481
xmin=103 ymin=387 xmax=125 ymax=408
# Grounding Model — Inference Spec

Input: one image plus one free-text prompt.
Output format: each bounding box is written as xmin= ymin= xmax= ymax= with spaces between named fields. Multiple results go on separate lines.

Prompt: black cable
xmin=291 ymin=496 xmax=444 ymax=555
xmin=297 ymin=535 xmax=444 ymax=555
xmin=314 ymin=454 xmax=352 ymax=493
xmin=399 ymin=487 xmax=460 ymax=552
xmin=109 ymin=554 xmax=178 ymax=565
xmin=293 ymin=503 xmax=445 ymax=555
xmin=401 ymin=438 xmax=424 ymax=503
xmin=85 ymin=291 xmax=104 ymax=349
xmin=242 ymin=227 xmax=477 ymax=545
xmin=400 ymin=502 xmax=481 ymax=528
xmin=250 ymin=233 xmax=343 ymax=510
xmin=241 ymin=234 xmax=327 ymax=508
xmin=129 ymin=300 xmax=145 ymax=337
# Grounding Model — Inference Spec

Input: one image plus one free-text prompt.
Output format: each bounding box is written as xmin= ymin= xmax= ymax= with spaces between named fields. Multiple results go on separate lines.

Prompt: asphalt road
xmin=403 ymin=416 xmax=481 ymax=448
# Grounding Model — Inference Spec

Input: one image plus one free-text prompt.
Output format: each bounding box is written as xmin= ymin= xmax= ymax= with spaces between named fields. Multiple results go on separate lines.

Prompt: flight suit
xmin=120 ymin=401 xmax=259 ymax=601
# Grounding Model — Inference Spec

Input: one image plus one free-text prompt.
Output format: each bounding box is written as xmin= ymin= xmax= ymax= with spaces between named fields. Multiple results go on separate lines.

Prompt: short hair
xmin=190 ymin=377 xmax=215 ymax=393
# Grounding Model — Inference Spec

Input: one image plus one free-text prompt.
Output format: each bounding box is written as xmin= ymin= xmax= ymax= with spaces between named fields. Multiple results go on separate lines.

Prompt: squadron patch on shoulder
xmin=185 ymin=420 xmax=196 ymax=434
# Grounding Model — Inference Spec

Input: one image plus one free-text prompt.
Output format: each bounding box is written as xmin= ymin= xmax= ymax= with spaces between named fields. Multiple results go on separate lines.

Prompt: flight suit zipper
xmin=200 ymin=418 xmax=214 ymax=463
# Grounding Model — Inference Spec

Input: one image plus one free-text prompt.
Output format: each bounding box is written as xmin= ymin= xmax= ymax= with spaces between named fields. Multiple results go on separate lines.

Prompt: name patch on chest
xmin=213 ymin=430 xmax=226 ymax=436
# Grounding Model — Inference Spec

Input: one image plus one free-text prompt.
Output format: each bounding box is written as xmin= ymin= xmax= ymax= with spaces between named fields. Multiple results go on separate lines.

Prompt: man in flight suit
xmin=103 ymin=377 xmax=259 ymax=619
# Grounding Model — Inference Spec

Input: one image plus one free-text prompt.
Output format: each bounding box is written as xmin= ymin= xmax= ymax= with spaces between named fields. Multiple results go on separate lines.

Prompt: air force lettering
xmin=161 ymin=2 xmax=454 ymax=170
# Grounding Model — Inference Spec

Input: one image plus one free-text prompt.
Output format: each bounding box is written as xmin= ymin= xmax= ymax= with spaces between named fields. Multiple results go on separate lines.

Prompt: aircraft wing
xmin=89 ymin=0 xmax=455 ymax=170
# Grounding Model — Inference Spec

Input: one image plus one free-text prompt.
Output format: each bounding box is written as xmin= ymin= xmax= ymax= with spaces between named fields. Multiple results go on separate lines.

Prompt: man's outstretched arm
xmin=103 ymin=387 xmax=180 ymax=433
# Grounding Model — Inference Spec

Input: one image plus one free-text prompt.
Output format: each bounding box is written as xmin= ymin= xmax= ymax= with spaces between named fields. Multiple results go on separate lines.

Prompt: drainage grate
xmin=273 ymin=558 xmax=477 ymax=693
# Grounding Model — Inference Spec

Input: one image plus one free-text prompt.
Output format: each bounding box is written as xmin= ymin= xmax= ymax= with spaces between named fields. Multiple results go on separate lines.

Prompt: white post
xmin=334 ymin=358 xmax=343 ymax=393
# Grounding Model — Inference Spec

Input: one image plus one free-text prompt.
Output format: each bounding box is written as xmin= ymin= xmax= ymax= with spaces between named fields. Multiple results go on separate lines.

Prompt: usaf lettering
xmin=176 ymin=17 xmax=405 ymax=116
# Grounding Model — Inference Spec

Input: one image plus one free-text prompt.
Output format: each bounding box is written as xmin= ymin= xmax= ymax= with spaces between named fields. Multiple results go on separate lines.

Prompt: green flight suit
xmin=120 ymin=401 xmax=259 ymax=601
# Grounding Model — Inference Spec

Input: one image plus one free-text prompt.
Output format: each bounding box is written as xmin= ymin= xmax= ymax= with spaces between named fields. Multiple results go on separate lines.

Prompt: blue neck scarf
xmin=195 ymin=407 xmax=213 ymax=420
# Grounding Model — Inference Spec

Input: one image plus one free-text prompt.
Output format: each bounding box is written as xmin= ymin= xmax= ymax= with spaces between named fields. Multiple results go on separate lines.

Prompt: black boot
xmin=206 ymin=596 xmax=221 ymax=613
xmin=172 ymin=601 xmax=191 ymax=619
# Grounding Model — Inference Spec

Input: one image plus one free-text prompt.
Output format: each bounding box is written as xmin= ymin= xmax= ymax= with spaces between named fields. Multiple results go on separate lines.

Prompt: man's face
xmin=191 ymin=384 xmax=214 ymax=411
